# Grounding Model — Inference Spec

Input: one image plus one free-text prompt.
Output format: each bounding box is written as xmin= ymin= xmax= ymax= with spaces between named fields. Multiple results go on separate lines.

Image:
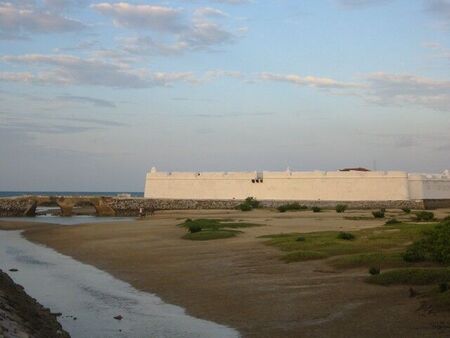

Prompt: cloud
xmin=121 ymin=20 xmax=234 ymax=56
xmin=93 ymin=2 xmax=236 ymax=55
xmin=364 ymin=72 xmax=450 ymax=111
xmin=194 ymin=7 xmax=228 ymax=18
xmin=0 ymin=1 xmax=85 ymax=38
xmin=259 ymin=72 xmax=362 ymax=89
xmin=258 ymin=71 xmax=450 ymax=112
xmin=0 ymin=54 xmax=196 ymax=88
xmin=91 ymin=3 xmax=185 ymax=32
xmin=336 ymin=0 xmax=393 ymax=8
xmin=57 ymin=95 xmax=116 ymax=108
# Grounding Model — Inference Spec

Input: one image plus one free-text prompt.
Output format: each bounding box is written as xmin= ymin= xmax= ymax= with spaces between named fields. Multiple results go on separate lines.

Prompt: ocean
xmin=0 ymin=191 xmax=144 ymax=198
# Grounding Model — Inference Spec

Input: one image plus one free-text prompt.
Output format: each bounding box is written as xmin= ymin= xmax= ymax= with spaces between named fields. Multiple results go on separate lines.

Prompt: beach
xmin=2 ymin=209 xmax=450 ymax=337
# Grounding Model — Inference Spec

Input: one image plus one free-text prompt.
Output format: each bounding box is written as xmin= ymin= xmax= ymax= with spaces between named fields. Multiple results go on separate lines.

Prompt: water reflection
xmin=0 ymin=231 xmax=239 ymax=338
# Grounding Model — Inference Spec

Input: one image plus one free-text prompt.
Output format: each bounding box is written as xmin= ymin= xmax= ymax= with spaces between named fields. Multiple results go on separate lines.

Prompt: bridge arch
xmin=72 ymin=200 xmax=99 ymax=216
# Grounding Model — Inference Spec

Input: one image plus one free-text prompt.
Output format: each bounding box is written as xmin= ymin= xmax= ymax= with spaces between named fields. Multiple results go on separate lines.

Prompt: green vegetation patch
xmin=262 ymin=222 xmax=438 ymax=264
xmin=236 ymin=197 xmax=261 ymax=211
xmin=180 ymin=218 xmax=261 ymax=240
xmin=385 ymin=218 xmax=402 ymax=225
xmin=414 ymin=211 xmax=435 ymax=222
xmin=335 ymin=204 xmax=348 ymax=213
xmin=180 ymin=218 xmax=260 ymax=230
xmin=328 ymin=252 xmax=410 ymax=269
xmin=372 ymin=210 xmax=385 ymax=218
xmin=403 ymin=220 xmax=450 ymax=264
xmin=183 ymin=229 xmax=240 ymax=241
xmin=282 ymin=250 xmax=327 ymax=263
xmin=277 ymin=203 xmax=308 ymax=213
xmin=366 ymin=268 xmax=450 ymax=286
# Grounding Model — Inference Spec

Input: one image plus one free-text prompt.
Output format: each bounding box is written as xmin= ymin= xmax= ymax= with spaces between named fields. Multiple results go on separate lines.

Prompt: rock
xmin=113 ymin=315 xmax=123 ymax=320
xmin=51 ymin=312 xmax=62 ymax=317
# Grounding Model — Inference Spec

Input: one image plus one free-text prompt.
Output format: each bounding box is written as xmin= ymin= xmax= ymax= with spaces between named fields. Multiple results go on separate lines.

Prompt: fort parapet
xmin=144 ymin=168 xmax=450 ymax=206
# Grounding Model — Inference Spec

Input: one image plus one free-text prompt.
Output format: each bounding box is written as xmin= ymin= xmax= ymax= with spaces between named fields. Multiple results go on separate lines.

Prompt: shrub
xmin=335 ymin=204 xmax=348 ymax=213
xmin=415 ymin=211 xmax=435 ymax=222
xmin=277 ymin=203 xmax=308 ymax=213
xmin=337 ymin=232 xmax=355 ymax=240
xmin=187 ymin=223 xmax=202 ymax=233
xmin=245 ymin=197 xmax=260 ymax=208
xmin=403 ymin=220 xmax=450 ymax=264
xmin=237 ymin=203 xmax=253 ymax=212
xmin=403 ymin=243 xmax=427 ymax=262
xmin=369 ymin=267 xmax=380 ymax=275
xmin=372 ymin=210 xmax=385 ymax=218
xmin=367 ymin=268 xmax=450 ymax=286
xmin=312 ymin=206 xmax=321 ymax=213
xmin=237 ymin=197 xmax=260 ymax=211
xmin=385 ymin=218 xmax=401 ymax=225
xmin=295 ymin=236 xmax=306 ymax=242
xmin=402 ymin=208 xmax=411 ymax=214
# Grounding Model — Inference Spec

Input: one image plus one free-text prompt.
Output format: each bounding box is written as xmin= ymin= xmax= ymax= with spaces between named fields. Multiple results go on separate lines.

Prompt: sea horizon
xmin=0 ymin=191 xmax=144 ymax=198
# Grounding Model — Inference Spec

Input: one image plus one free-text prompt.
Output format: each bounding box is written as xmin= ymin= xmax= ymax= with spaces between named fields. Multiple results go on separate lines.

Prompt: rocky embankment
xmin=0 ymin=269 xmax=70 ymax=338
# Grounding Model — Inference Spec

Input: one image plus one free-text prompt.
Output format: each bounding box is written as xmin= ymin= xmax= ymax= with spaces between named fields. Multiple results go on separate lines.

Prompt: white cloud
xmin=91 ymin=3 xmax=185 ymax=32
xmin=0 ymin=1 xmax=84 ymax=38
xmin=259 ymin=72 xmax=362 ymax=89
xmin=0 ymin=54 xmax=196 ymax=87
xmin=258 ymin=71 xmax=450 ymax=112
xmin=336 ymin=0 xmax=393 ymax=9
xmin=364 ymin=72 xmax=450 ymax=111
xmin=194 ymin=7 xmax=228 ymax=18
xmin=92 ymin=2 xmax=236 ymax=55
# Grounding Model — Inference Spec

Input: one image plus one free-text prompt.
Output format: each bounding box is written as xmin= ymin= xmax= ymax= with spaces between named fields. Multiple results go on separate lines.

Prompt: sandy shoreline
xmin=2 ymin=209 xmax=450 ymax=337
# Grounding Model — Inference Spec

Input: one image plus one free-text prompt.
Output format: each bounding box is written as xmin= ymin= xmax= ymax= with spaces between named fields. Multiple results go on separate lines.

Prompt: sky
xmin=0 ymin=0 xmax=449 ymax=191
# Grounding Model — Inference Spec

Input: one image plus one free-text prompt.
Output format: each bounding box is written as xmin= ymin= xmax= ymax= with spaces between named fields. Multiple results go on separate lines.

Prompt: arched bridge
xmin=23 ymin=196 xmax=116 ymax=217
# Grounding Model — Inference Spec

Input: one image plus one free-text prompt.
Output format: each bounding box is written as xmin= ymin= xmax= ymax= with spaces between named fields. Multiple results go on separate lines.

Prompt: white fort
xmin=144 ymin=167 xmax=450 ymax=202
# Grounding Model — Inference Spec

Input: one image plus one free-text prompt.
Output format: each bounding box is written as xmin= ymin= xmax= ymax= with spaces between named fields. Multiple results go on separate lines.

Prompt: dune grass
xmin=179 ymin=218 xmax=261 ymax=240
xmin=261 ymin=222 xmax=437 ymax=265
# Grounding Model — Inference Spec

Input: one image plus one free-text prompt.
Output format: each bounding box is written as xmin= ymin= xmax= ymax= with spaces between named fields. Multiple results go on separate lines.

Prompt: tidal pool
xmin=0 ymin=230 xmax=240 ymax=338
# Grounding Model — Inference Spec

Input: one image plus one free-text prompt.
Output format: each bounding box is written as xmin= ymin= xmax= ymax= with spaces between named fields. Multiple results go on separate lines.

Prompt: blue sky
xmin=0 ymin=0 xmax=449 ymax=191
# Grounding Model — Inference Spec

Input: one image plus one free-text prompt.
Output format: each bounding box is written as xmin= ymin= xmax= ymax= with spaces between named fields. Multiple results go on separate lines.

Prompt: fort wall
xmin=145 ymin=169 xmax=450 ymax=202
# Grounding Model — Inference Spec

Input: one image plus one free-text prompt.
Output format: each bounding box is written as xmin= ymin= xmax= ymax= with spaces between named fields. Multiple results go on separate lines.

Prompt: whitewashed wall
xmin=143 ymin=169 xmax=450 ymax=201
xmin=408 ymin=172 xmax=450 ymax=200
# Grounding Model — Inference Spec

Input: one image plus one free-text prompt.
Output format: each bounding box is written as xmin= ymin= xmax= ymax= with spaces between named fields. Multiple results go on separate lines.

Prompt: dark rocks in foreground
xmin=0 ymin=269 xmax=70 ymax=338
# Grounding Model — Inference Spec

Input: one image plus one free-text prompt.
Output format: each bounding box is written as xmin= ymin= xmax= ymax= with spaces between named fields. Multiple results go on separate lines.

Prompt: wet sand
xmin=5 ymin=209 xmax=450 ymax=337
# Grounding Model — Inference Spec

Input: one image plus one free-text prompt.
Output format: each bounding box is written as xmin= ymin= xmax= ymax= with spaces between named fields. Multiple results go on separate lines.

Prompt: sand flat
xmin=10 ymin=209 xmax=450 ymax=337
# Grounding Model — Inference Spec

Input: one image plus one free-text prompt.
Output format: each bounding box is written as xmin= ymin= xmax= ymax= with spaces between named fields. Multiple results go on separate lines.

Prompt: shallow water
xmin=0 ymin=215 xmax=135 ymax=225
xmin=0 ymin=230 xmax=239 ymax=338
